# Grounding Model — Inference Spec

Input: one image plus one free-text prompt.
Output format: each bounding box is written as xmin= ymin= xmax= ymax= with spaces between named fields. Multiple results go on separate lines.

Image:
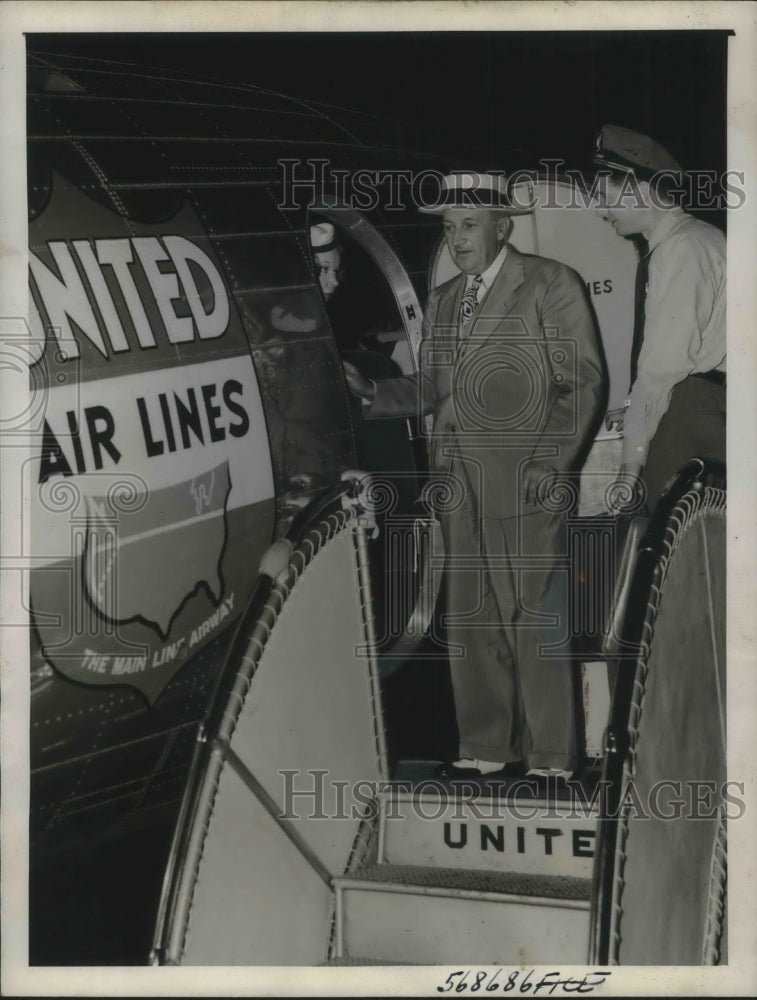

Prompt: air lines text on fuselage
xmin=29 ymin=235 xmax=253 ymax=483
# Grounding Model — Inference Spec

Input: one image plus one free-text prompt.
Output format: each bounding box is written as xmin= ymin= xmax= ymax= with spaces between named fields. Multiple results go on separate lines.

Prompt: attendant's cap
xmin=418 ymin=171 xmax=530 ymax=215
xmin=310 ymin=222 xmax=338 ymax=253
xmin=594 ymin=125 xmax=683 ymax=179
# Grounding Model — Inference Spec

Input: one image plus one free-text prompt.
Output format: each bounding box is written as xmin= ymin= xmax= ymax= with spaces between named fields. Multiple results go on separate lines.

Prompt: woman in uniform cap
xmin=310 ymin=222 xmax=343 ymax=302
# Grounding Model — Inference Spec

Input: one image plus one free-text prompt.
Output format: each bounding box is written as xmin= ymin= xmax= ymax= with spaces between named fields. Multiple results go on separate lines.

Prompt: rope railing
xmin=607 ymin=477 xmax=726 ymax=965
xmin=155 ymin=479 xmax=389 ymax=965
xmin=701 ymin=808 xmax=728 ymax=965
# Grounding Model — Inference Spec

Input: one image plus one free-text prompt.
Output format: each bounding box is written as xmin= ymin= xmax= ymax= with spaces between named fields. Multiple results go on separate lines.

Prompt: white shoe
xmin=527 ymin=767 xmax=573 ymax=781
xmin=453 ymin=757 xmax=507 ymax=775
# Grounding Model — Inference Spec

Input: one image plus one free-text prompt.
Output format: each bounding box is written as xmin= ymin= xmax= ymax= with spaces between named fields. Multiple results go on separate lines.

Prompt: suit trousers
xmin=642 ymin=376 xmax=726 ymax=511
xmin=440 ymin=457 xmax=578 ymax=770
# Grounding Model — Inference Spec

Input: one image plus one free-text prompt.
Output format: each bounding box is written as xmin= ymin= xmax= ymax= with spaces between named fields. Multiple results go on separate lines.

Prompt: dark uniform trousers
xmin=642 ymin=375 xmax=726 ymax=510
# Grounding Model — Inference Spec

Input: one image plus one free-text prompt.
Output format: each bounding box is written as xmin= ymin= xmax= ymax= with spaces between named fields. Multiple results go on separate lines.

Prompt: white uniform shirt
xmin=623 ymin=207 xmax=726 ymax=466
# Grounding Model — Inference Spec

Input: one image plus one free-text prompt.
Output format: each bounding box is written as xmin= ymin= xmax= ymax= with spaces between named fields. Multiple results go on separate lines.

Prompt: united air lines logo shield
xmin=83 ymin=463 xmax=230 ymax=638
xmin=29 ymin=175 xmax=274 ymax=703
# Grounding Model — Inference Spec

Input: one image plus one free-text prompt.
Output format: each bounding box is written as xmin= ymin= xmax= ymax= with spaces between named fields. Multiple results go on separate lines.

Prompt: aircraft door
xmin=312 ymin=205 xmax=424 ymax=372
xmin=309 ymin=205 xmax=426 ymax=496
xmin=309 ymin=207 xmax=440 ymax=670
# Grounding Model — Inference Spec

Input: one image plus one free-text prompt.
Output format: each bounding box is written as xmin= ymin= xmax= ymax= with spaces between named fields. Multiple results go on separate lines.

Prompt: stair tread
xmin=384 ymin=763 xmax=605 ymax=806
xmin=378 ymin=789 xmax=599 ymax=816
xmin=338 ymin=863 xmax=592 ymax=900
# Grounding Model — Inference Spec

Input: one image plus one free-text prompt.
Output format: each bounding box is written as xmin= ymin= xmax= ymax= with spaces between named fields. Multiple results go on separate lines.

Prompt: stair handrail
xmin=588 ymin=458 xmax=726 ymax=965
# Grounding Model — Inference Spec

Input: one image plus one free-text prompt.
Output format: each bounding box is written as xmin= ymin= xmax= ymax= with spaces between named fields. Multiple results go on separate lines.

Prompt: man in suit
xmin=344 ymin=172 xmax=604 ymax=778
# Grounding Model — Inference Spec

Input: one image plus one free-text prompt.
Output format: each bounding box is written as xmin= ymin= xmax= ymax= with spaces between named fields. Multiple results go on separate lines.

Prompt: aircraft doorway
xmin=309 ymin=205 xmax=423 ymax=369
xmin=307 ymin=207 xmax=456 ymax=767
xmin=309 ymin=207 xmax=426 ymax=495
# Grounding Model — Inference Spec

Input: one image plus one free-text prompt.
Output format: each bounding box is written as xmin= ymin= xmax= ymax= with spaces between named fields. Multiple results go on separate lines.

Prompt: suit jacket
xmin=367 ymin=245 xmax=605 ymax=520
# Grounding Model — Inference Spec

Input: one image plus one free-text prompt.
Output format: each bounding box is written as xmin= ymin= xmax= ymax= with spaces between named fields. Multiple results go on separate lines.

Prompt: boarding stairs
xmin=152 ymin=463 xmax=727 ymax=967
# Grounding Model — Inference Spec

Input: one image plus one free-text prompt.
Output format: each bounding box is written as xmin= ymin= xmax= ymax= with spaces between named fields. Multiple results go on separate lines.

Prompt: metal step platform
xmin=377 ymin=787 xmax=598 ymax=879
xmin=333 ymin=863 xmax=591 ymax=965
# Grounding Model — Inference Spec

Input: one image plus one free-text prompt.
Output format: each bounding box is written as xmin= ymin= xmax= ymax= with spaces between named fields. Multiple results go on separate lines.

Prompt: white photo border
xmin=1 ymin=1 xmax=755 ymax=996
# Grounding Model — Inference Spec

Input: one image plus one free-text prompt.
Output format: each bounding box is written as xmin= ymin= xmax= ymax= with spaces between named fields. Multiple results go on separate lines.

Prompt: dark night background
xmin=30 ymin=30 xmax=729 ymax=179
xmin=25 ymin=28 xmax=730 ymax=966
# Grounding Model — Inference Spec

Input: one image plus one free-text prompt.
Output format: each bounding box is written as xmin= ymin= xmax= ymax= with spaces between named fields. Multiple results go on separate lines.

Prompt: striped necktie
xmin=459 ymin=274 xmax=483 ymax=329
